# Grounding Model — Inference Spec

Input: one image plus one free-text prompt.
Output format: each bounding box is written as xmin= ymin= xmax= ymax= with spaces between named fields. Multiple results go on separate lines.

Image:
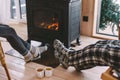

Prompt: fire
xmin=47 ymin=22 xmax=59 ymax=30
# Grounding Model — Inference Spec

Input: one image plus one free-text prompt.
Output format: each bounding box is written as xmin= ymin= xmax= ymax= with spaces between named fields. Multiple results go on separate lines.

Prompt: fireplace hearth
xmin=26 ymin=0 xmax=82 ymax=48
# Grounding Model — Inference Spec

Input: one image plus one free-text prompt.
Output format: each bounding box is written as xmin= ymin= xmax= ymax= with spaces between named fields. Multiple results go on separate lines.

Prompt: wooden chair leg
xmin=1 ymin=58 xmax=11 ymax=80
xmin=0 ymin=42 xmax=11 ymax=80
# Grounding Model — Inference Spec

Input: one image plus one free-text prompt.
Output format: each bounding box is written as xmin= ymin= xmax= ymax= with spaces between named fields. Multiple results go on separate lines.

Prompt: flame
xmin=48 ymin=22 xmax=59 ymax=30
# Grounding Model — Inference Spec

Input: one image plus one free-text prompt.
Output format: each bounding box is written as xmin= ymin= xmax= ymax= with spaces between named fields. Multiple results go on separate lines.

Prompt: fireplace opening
xmin=47 ymin=17 xmax=59 ymax=31
xmin=34 ymin=11 xmax=59 ymax=31
xmin=26 ymin=0 xmax=82 ymax=48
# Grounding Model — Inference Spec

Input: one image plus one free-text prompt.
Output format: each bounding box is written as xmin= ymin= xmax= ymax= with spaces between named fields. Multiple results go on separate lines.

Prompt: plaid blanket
xmin=63 ymin=40 xmax=120 ymax=72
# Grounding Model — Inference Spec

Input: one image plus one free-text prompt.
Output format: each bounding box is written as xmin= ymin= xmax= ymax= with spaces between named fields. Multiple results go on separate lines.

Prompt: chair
xmin=101 ymin=67 xmax=118 ymax=80
xmin=0 ymin=42 xmax=11 ymax=80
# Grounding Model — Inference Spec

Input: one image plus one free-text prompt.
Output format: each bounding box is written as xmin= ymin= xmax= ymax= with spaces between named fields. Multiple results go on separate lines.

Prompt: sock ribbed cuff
xmin=24 ymin=51 xmax=33 ymax=62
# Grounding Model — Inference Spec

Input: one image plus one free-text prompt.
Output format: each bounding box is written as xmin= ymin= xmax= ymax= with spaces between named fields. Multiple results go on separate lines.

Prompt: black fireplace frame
xmin=26 ymin=0 xmax=82 ymax=47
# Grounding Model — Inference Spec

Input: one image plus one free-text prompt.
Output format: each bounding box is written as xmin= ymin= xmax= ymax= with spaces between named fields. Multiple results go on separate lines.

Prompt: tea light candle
xmin=36 ymin=68 xmax=44 ymax=78
xmin=44 ymin=67 xmax=53 ymax=77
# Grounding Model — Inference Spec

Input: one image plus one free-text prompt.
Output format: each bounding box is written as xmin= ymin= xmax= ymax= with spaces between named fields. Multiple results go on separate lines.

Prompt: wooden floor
xmin=0 ymin=23 xmax=109 ymax=80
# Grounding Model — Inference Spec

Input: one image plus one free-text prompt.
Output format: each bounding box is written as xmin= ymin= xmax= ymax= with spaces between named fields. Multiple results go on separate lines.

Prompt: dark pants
xmin=0 ymin=24 xmax=30 ymax=56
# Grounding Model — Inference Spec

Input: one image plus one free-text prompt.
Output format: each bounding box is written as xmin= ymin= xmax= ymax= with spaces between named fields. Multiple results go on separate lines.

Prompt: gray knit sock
xmin=30 ymin=45 xmax=48 ymax=58
xmin=24 ymin=51 xmax=33 ymax=62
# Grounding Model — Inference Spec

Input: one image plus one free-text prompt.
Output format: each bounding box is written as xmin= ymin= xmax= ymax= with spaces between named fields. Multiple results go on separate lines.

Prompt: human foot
xmin=54 ymin=49 xmax=69 ymax=69
xmin=30 ymin=45 xmax=48 ymax=61
xmin=53 ymin=39 xmax=70 ymax=68
xmin=53 ymin=39 xmax=67 ymax=54
xmin=53 ymin=39 xmax=74 ymax=56
xmin=24 ymin=51 xmax=33 ymax=63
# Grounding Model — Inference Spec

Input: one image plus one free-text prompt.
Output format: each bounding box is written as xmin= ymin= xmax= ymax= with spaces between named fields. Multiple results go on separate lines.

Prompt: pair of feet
xmin=25 ymin=39 xmax=70 ymax=69
xmin=26 ymin=39 xmax=67 ymax=62
xmin=25 ymin=44 xmax=48 ymax=63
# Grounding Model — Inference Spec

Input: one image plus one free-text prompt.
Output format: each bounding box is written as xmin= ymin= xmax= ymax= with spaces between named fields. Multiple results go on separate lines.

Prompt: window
xmin=19 ymin=0 xmax=26 ymax=19
xmin=10 ymin=0 xmax=26 ymax=22
xmin=11 ymin=0 xmax=16 ymax=19
xmin=93 ymin=0 xmax=120 ymax=39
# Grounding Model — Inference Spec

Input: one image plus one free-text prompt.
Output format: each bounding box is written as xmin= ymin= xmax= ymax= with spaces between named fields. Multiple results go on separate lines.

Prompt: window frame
xmin=92 ymin=0 xmax=118 ymax=40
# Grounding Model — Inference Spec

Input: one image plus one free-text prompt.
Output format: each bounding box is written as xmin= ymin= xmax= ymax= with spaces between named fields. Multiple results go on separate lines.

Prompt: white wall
xmin=0 ymin=0 xmax=10 ymax=24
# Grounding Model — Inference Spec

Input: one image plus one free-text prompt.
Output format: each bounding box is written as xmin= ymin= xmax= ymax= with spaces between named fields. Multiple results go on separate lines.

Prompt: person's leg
xmin=54 ymin=39 xmax=104 ymax=71
xmin=17 ymin=32 xmax=48 ymax=62
xmin=0 ymin=24 xmax=47 ymax=62
xmin=53 ymin=39 xmax=84 ymax=69
xmin=53 ymin=39 xmax=120 ymax=72
xmin=0 ymin=24 xmax=29 ymax=55
xmin=19 ymin=37 xmax=48 ymax=59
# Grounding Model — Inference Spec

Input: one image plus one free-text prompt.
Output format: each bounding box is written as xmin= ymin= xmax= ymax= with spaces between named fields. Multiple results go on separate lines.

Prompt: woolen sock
xmin=24 ymin=51 xmax=33 ymax=62
xmin=53 ymin=39 xmax=73 ymax=56
xmin=30 ymin=45 xmax=48 ymax=58
xmin=54 ymin=49 xmax=69 ymax=69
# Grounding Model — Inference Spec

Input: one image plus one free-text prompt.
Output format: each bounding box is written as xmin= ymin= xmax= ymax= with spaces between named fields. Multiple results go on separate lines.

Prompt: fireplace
xmin=26 ymin=0 xmax=82 ymax=47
